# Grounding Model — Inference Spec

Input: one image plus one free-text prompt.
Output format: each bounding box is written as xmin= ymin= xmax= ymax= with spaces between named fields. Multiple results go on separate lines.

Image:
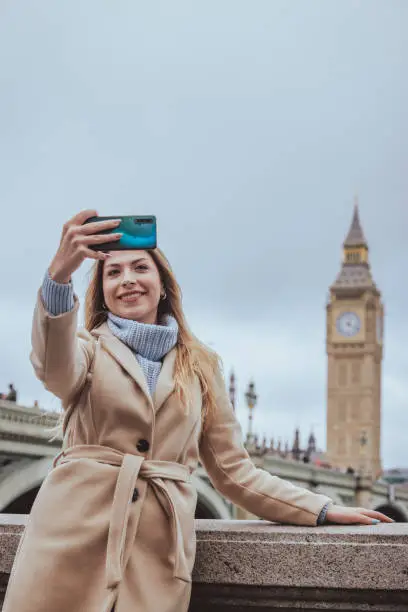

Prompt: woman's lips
xmin=119 ymin=291 xmax=146 ymax=303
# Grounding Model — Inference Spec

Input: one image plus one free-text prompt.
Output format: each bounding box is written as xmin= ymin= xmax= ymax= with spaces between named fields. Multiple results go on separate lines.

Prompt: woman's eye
xmin=107 ymin=264 xmax=148 ymax=277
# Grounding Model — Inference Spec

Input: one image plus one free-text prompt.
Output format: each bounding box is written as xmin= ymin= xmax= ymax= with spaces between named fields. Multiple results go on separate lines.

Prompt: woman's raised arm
xmin=30 ymin=210 xmax=122 ymax=404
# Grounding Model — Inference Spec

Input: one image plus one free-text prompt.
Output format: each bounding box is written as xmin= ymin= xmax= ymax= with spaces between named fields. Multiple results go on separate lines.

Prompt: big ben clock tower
xmin=326 ymin=202 xmax=384 ymax=480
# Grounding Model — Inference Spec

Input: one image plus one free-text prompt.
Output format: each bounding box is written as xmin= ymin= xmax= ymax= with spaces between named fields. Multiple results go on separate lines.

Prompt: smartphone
xmin=83 ymin=215 xmax=157 ymax=251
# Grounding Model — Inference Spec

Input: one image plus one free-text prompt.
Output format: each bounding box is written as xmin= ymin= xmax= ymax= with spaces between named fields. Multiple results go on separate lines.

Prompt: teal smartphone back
xmin=84 ymin=215 xmax=157 ymax=251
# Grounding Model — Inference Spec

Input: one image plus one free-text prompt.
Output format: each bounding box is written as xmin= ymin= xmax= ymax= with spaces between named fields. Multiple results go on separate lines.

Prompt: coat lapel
xmin=92 ymin=323 xmax=177 ymax=413
xmin=92 ymin=323 xmax=153 ymax=408
xmin=153 ymin=348 xmax=177 ymax=413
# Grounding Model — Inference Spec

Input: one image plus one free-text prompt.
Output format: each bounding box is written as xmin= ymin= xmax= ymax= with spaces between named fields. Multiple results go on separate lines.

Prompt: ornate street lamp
xmin=245 ymin=380 xmax=257 ymax=443
xmin=229 ymin=371 xmax=236 ymax=412
xmin=359 ymin=430 xmax=368 ymax=476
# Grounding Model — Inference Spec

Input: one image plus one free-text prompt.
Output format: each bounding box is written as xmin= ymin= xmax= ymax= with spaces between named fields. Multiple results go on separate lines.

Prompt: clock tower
xmin=326 ymin=202 xmax=383 ymax=479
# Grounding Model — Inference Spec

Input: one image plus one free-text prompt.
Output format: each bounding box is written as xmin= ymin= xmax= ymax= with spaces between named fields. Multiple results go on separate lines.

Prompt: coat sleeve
xmin=30 ymin=289 xmax=95 ymax=406
xmin=199 ymin=364 xmax=333 ymax=526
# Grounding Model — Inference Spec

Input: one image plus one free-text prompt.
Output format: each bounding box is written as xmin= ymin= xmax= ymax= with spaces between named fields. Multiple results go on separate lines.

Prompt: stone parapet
xmin=191 ymin=520 xmax=408 ymax=611
xmin=0 ymin=516 xmax=407 ymax=610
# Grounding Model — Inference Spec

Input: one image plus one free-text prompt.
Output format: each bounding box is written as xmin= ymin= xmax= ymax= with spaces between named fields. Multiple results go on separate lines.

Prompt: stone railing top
xmin=1 ymin=516 xmax=407 ymax=593
xmin=0 ymin=399 xmax=60 ymax=425
xmin=0 ymin=514 xmax=28 ymax=527
xmin=192 ymin=519 xmax=408 ymax=592
xmin=373 ymin=479 xmax=408 ymax=500
xmin=195 ymin=517 xmax=408 ymax=539
xmin=1 ymin=516 xmax=407 ymax=610
xmin=0 ymin=399 xmax=50 ymax=414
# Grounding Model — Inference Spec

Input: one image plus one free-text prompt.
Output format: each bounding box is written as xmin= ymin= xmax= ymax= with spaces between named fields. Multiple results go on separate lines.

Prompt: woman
xmin=4 ymin=210 xmax=392 ymax=612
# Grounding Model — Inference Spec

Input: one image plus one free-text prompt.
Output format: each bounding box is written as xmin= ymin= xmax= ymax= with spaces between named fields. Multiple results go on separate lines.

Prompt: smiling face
xmin=102 ymin=250 xmax=163 ymax=324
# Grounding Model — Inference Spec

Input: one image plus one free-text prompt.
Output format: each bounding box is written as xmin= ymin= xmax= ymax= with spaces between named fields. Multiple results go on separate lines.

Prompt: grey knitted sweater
xmin=107 ymin=312 xmax=178 ymax=393
xmin=40 ymin=271 xmax=330 ymax=525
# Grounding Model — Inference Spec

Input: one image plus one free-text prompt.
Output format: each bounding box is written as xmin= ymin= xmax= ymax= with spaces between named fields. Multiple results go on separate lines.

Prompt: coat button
xmin=136 ymin=439 xmax=150 ymax=453
xmin=131 ymin=488 xmax=139 ymax=502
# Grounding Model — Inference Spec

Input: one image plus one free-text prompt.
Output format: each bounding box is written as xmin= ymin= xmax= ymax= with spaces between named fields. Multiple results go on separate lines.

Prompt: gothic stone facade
xmin=326 ymin=203 xmax=383 ymax=479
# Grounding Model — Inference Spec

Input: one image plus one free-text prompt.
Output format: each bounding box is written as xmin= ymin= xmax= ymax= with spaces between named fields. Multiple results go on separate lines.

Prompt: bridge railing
xmin=0 ymin=515 xmax=407 ymax=610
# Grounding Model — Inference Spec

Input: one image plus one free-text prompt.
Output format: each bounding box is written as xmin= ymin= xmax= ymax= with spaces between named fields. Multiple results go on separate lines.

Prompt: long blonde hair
xmin=50 ymin=249 xmax=221 ymax=441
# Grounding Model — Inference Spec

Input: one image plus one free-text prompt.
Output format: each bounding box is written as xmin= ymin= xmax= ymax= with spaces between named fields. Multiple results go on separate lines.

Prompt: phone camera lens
xmin=135 ymin=218 xmax=151 ymax=224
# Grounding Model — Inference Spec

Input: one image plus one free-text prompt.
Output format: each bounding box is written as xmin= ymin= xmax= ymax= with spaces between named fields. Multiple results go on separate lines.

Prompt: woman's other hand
xmin=48 ymin=210 xmax=122 ymax=283
xmin=325 ymin=504 xmax=394 ymax=525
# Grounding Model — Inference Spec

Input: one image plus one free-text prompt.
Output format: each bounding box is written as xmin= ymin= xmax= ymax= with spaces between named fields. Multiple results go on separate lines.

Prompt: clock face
xmin=336 ymin=312 xmax=361 ymax=337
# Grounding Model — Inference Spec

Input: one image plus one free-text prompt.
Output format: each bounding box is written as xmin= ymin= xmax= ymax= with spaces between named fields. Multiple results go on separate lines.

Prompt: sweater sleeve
xmin=316 ymin=501 xmax=331 ymax=525
xmin=30 ymin=286 xmax=94 ymax=405
xmin=41 ymin=270 xmax=75 ymax=316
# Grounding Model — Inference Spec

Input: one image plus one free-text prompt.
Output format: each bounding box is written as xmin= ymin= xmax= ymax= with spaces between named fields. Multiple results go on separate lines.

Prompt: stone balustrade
xmin=0 ymin=516 xmax=407 ymax=610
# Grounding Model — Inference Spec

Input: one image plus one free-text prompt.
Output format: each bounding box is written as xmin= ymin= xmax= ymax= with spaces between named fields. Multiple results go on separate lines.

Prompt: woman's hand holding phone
xmin=48 ymin=210 xmax=122 ymax=283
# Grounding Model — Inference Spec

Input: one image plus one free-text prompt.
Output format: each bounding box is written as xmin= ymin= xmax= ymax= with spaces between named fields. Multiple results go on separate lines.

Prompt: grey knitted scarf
xmin=107 ymin=313 xmax=178 ymax=395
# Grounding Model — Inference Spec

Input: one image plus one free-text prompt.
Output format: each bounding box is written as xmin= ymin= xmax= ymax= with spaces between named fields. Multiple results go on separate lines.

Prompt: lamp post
xmin=229 ymin=371 xmax=236 ymax=412
xmin=245 ymin=380 xmax=257 ymax=444
xmin=359 ymin=430 xmax=368 ymax=476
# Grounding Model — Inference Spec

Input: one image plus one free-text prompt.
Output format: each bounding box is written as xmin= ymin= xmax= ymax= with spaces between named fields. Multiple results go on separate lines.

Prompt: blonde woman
xmin=4 ymin=210 xmax=392 ymax=612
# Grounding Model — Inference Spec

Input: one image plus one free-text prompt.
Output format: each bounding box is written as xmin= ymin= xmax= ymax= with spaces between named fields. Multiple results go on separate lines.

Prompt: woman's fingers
xmin=86 ymin=232 xmax=123 ymax=245
xmin=325 ymin=504 xmax=395 ymax=525
xmin=335 ymin=512 xmax=376 ymax=525
xmin=60 ymin=210 xmax=99 ymax=242
xmin=357 ymin=508 xmax=394 ymax=523
xmin=354 ymin=513 xmax=379 ymax=525
xmin=70 ymin=209 xmax=99 ymax=226
xmin=331 ymin=511 xmax=368 ymax=525
xmin=79 ymin=218 xmax=121 ymax=235
xmin=82 ymin=247 xmax=110 ymax=261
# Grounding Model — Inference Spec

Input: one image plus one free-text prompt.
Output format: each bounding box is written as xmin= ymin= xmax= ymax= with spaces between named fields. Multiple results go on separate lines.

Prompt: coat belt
xmin=53 ymin=444 xmax=193 ymax=589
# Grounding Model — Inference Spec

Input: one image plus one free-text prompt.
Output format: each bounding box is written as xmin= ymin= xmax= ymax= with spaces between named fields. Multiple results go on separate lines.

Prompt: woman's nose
xmin=121 ymin=272 xmax=136 ymax=286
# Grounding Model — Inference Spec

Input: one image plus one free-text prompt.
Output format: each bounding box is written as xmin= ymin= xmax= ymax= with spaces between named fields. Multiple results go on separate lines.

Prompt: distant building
xmin=239 ymin=203 xmax=389 ymax=480
xmin=326 ymin=202 xmax=383 ymax=479
xmin=381 ymin=468 xmax=408 ymax=488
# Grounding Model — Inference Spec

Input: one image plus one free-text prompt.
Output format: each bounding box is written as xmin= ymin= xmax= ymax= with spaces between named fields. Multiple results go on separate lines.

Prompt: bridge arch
xmin=373 ymin=502 xmax=408 ymax=523
xmin=192 ymin=475 xmax=232 ymax=519
xmin=0 ymin=460 xmax=232 ymax=519
xmin=0 ymin=458 xmax=53 ymax=513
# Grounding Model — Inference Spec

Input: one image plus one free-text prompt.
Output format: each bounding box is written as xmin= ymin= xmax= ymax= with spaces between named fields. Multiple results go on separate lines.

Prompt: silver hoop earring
xmin=161 ymin=289 xmax=167 ymax=301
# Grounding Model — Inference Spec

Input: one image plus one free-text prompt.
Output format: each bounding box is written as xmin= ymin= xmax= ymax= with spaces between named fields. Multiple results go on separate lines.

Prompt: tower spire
xmin=343 ymin=197 xmax=368 ymax=249
xmin=292 ymin=427 xmax=301 ymax=461
xmin=307 ymin=430 xmax=317 ymax=454
xmin=330 ymin=198 xmax=377 ymax=292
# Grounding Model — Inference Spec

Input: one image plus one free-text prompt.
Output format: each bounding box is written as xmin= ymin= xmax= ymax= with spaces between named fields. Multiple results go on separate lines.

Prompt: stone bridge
xmin=1 ymin=399 xmax=407 ymax=522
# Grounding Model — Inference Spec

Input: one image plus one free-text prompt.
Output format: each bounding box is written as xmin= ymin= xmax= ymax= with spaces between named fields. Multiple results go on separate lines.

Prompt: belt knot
xmin=54 ymin=445 xmax=193 ymax=590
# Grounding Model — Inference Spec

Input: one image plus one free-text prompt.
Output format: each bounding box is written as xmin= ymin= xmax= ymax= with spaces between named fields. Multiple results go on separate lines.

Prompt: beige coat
xmin=3 ymin=292 xmax=332 ymax=612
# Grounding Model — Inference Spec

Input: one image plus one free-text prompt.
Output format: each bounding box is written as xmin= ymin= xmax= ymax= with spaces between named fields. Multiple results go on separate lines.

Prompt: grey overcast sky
xmin=0 ymin=1 xmax=407 ymax=469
